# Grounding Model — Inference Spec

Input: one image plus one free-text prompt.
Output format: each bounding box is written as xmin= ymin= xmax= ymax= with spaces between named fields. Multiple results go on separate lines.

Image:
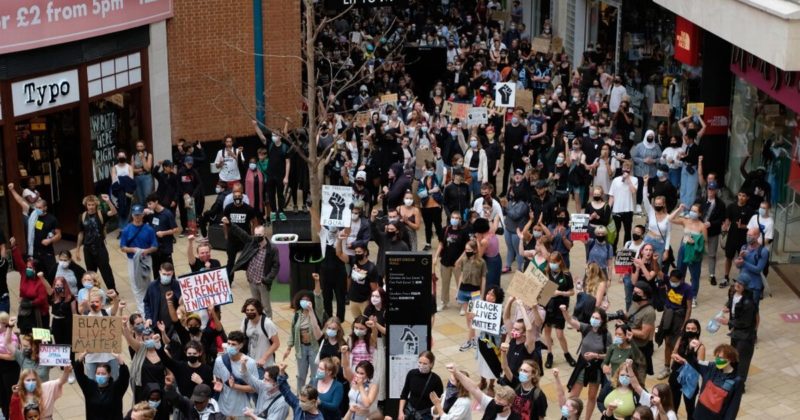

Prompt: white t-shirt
xmin=639 ymin=390 xmax=679 ymax=420
xmin=609 ymin=176 xmax=638 ymax=213
xmin=243 ymin=316 xmax=279 ymax=366
xmin=661 ymin=147 xmax=683 ymax=169
xmin=608 ymin=85 xmax=627 ymax=113
xmin=747 ymin=214 xmax=774 ymax=245
xmin=215 ymin=149 xmax=242 ymax=182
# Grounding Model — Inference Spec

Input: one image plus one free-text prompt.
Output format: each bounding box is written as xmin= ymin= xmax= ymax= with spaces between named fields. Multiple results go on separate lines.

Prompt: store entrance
xmin=16 ymin=108 xmax=84 ymax=239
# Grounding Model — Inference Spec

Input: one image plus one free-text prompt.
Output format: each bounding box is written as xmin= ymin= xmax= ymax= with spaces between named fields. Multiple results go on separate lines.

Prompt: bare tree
xmin=208 ymin=0 xmax=405 ymax=239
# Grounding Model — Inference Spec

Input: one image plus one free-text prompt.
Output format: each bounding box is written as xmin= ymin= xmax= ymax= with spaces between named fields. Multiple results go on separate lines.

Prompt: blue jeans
xmin=85 ymin=358 xmax=120 ymax=381
xmin=503 ymin=228 xmax=523 ymax=270
xmin=668 ymin=168 xmax=681 ymax=189
xmin=296 ymin=343 xmax=317 ymax=390
xmin=680 ymin=166 xmax=698 ymax=210
xmin=484 ymin=254 xmax=502 ymax=289
xmin=751 ymin=288 xmax=763 ymax=312
xmin=623 ymin=273 xmax=634 ymax=311
xmin=470 ymin=170 xmax=481 ymax=197
xmin=134 ymin=174 xmax=153 ymax=205
xmin=677 ymin=245 xmax=702 ymax=299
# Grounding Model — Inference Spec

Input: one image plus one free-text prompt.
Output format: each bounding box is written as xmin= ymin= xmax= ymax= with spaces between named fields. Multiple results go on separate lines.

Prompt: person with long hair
xmin=0 ymin=313 xmax=20 ymax=418
xmin=398 ymin=190 xmax=422 ymax=251
xmin=671 ymin=203 xmax=708 ymax=307
xmin=343 ymin=317 xmax=376 ymax=370
xmin=672 ymin=342 xmax=744 ymax=419
xmin=399 ymin=352 xmax=443 ymax=420
xmin=561 ymin=307 xmax=609 ymax=420
xmin=240 ymin=298 xmax=280 ymax=376
xmin=156 ymin=340 xmax=213 ymax=400
xmin=363 ymin=288 xmax=387 ymax=403
xmin=72 ymin=353 xmax=130 ymax=419
xmin=468 ymin=287 xmax=504 ymax=396
xmin=454 ymin=240 xmax=487 ymax=351
xmin=552 ymin=368 xmax=584 ymax=420
xmin=497 ymin=350 xmax=548 ymax=420
xmin=8 ymin=367 xmax=70 ymax=420
xmin=667 ymin=319 xmax=704 ymax=418
xmin=473 ymin=218 xmax=502 ymax=289
xmin=48 ymin=277 xmax=77 ymax=383
xmin=543 ymin=207 xmax=573 ymax=269
xmin=583 ymin=263 xmax=609 ymax=313
xmin=429 ymin=369 xmax=471 ymax=420
xmin=630 ymin=375 xmax=678 ymax=420
xmin=600 ymin=360 xmax=637 ymax=419
xmin=642 ymin=176 xmax=674 ymax=265
xmin=543 ymin=253 xmax=576 ymax=369
xmin=342 ymin=361 xmax=378 ymax=420
xmin=283 ymin=274 xmax=325 ymax=390
xmin=418 ymin=160 xmax=444 ymax=251
xmin=629 ymin=242 xmax=661 ymax=311
xmin=275 ymin=363 xmax=324 ymax=420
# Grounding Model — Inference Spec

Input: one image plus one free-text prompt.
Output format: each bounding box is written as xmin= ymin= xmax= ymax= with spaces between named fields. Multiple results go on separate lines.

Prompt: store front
xmin=0 ymin=29 xmax=152 ymax=241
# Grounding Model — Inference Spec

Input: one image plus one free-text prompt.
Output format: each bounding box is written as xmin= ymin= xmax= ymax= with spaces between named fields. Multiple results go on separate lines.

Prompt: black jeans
xmin=84 ymin=245 xmax=116 ymax=291
xmin=321 ymin=265 xmax=347 ymax=322
xmin=151 ymin=251 xmax=174 ymax=278
xmin=732 ymin=337 xmax=755 ymax=382
xmin=0 ymin=360 xmax=20 ymax=418
xmin=226 ymin=239 xmax=245 ymax=284
xmin=266 ymin=178 xmax=285 ymax=214
xmin=34 ymin=253 xmax=56 ymax=284
xmin=669 ymin=366 xmax=697 ymax=418
xmin=421 ymin=206 xmax=444 ymax=245
xmin=501 ymin=152 xmax=514 ymax=195
xmin=612 ymin=212 xmax=633 ymax=252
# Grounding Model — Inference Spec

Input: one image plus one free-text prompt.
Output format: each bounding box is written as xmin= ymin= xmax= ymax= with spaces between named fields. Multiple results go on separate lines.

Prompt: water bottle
xmin=707 ymin=311 xmax=723 ymax=334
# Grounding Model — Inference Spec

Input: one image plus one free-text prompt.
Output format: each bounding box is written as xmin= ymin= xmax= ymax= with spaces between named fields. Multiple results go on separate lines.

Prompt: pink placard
xmin=0 ymin=0 xmax=173 ymax=55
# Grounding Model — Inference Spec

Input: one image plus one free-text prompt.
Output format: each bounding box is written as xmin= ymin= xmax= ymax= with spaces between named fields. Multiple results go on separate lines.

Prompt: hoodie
xmin=385 ymin=162 xmax=410 ymax=208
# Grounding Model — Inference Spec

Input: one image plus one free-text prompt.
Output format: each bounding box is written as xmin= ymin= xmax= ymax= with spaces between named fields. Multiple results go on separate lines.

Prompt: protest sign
xmin=652 ymin=103 xmax=671 ymax=118
xmin=687 ymin=102 xmax=704 ymax=116
xmin=442 ymin=101 xmax=454 ymax=117
xmin=451 ymin=102 xmax=470 ymax=121
xmin=569 ymin=214 xmax=590 ymax=241
xmin=532 ymin=37 xmax=551 ymax=54
xmin=32 ymin=328 xmax=51 ymax=342
xmin=39 ymin=344 xmax=71 ymax=366
xmin=72 ymin=315 xmax=122 ymax=353
xmin=507 ymin=271 xmax=558 ymax=307
xmin=467 ymin=107 xmax=489 ymax=126
xmin=178 ymin=268 xmax=234 ymax=313
xmin=380 ymin=93 xmax=398 ymax=107
xmin=415 ymin=148 xmax=435 ymax=170
xmin=551 ymin=37 xmax=564 ymax=53
xmin=614 ymin=249 xmax=636 ymax=274
xmin=470 ymin=300 xmax=503 ymax=335
xmin=488 ymin=9 xmax=509 ymax=23
xmin=494 ymin=82 xmax=516 ymax=108
xmin=516 ymin=89 xmax=534 ymax=112
xmin=321 ymin=185 xmax=354 ymax=228
xmin=355 ymin=111 xmax=371 ymax=127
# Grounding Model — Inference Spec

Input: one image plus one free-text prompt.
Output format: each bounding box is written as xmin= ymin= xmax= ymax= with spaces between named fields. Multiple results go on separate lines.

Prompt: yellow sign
xmin=32 ymin=328 xmax=51 ymax=342
xmin=687 ymin=102 xmax=704 ymax=116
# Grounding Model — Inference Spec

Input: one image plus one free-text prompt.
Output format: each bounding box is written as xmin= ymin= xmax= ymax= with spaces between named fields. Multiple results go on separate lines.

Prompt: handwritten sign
xmin=516 ymin=89 xmax=534 ymax=112
xmin=72 ymin=316 xmax=122 ymax=353
xmin=470 ymin=300 xmax=503 ymax=334
xmin=91 ymin=110 xmax=118 ymax=184
xmin=178 ymin=268 xmax=233 ymax=313
xmin=39 ymin=344 xmax=71 ymax=366
xmin=451 ymin=102 xmax=470 ymax=121
xmin=614 ymin=249 xmax=636 ymax=274
xmin=652 ymin=103 xmax=671 ymax=118
xmin=467 ymin=107 xmax=488 ymax=126
xmin=507 ymin=271 xmax=558 ymax=308
xmin=380 ymin=93 xmax=398 ymax=107
xmin=687 ymin=102 xmax=705 ymax=116
xmin=415 ymin=148 xmax=435 ymax=170
xmin=488 ymin=9 xmax=510 ymax=23
xmin=32 ymin=328 xmax=51 ymax=343
xmin=570 ymin=214 xmax=590 ymax=242
xmin=532 ymin=37 xmax=551 ymax=54
xmin=442 ymin=101 xmax=454 ymax=117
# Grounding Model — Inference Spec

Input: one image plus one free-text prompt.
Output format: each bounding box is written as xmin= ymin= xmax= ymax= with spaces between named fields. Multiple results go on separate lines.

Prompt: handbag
xmin=404 ymin=373 xmax=433 ymax=420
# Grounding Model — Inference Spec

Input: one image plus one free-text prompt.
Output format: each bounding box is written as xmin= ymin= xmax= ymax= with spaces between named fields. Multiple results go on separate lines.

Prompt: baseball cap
xmin=162 ymin=160 xmax=174 ymax=167
xmin=708 ymin=181 xmax=719 ymax=190
xmin=355 ymin=171 xmax=367 ymax=181
xmin=514 ymin=168 xmax=524 ymax=174
xmin=535 ymin=180 xmax=548 ymax=189
xmin=191 ymin=384 xmax=212 ymax=402
xmin=183 ymin=156 xmax=194 ymax=165
xmin=131 ymin=205 xmax=145 ymax=216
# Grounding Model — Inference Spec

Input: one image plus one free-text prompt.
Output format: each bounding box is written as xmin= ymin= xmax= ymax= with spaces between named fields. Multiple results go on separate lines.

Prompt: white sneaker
xmin=437 ymin=302 xmax=447 ymax=311
xmin=636 ymin=204 xmax=643 ymax=214
xmin=692 ymin=300 xmax=698 ymax=309
xmin=68 ymin=372 xmax=75 ymax=384
xmin=459 ymin=307 xmax=466 ymax=316
xmin=657 ymin=367 xmax=671 ymax=380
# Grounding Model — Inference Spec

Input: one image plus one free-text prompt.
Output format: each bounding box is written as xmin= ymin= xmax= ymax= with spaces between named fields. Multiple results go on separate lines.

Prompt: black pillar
xmin=699 ymin=31 xmax=733 ymax=186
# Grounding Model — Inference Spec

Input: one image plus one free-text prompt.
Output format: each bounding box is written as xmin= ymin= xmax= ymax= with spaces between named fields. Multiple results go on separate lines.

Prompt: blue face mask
xmin=24 ymin=381 xmax=36 ymax=393
xmin=148 ymin=400 xmax=161 ymax=409
xmin=618 ymin=375 xmax=631 ymax=386
xmin=549 ymin=262 xmax=560 ymax=272
xmin=561 ymin=405 xmax=571 ymax=417
xmin=425 ymin=170 xmax=434 ymax=177
xmin=687 ymin=211 xmax=699 ymax=220
xmin=299 ymin=300 xmax=311 ymax=310
xmin=160 ymin=275 xmax=172 ymax=285
xmin=590 ymin=318 xmax=602 ymax=328
xmin=315 ymin=370 xmax=326 ymax=380
xmin=450 ymin=218 xmax=460 ymax=227
xmin=518 ymin=372 xmax=529 ymax=383
xmin=83 ymin=282 xmax=94 ymax=289
xmin=656 ymin=170 xmax=666 ymax=179
xmin=95 ymin=374 xmax=109 ymax=386
xmin=758 ymin=208 xmax=767 ymax=217
xmin=144 ymin=339 xmax=157 ymax=349
xmin=326 ymin=328 xmax=337 ymax=338
xmin=613 ymin=336 xmax=624 ymax=346
xmin=555 ymin=157 xmax=565 ymax=165
xmin=226 ymin=344 xmax=239 ymax=356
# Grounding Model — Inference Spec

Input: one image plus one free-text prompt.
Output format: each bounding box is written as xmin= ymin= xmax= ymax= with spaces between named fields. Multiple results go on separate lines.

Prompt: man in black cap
xmin=529 ymin=179 xmax=556 ymax=226
xmin=164 ymin=381 xmax=225 ymax=419
xmin=648 ymin=164 xmax=678 ymax=212
xmin=627 ymin=281 xmax=656 ymax=377
xmin=153 ymin=159 xmax=180 ymax=212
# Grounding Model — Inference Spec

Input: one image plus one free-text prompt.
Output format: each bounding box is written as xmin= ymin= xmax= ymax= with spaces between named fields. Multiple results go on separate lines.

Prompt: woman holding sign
xmin=8 ymin=366 xmax=71 ymax=420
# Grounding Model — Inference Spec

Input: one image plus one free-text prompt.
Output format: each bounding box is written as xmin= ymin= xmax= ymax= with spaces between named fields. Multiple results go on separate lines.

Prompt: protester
xmin=76 ymin=194 xmax=118 ymax=290
xmin=222 ymin=217 xmax=278 ymax=316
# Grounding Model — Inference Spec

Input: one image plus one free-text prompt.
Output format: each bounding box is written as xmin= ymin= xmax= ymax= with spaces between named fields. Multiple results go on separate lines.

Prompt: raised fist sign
xmin=328 ymin=192 xmax=346 ymax=221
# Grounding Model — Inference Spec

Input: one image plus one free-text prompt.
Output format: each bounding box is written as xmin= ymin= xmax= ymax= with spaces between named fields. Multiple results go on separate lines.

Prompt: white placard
xmin=469 ymin=299 xmax=502 ymax=334
xmin=12 ymin=69 xmax=80 ymax=117
xmin=467 ymin=107 xmax=489 ymax=127
xmin=177 ymin=268 xmax=233 ymax=313
xmin=321 ymin=185 xmax=354 ymax=228
xmin=389 ymin=354 xmax=419 ymax=399
xmin=494 ymin=82 xmax=516 ymax=108
xmin=39 ymin=344 xmax=71 ymax=367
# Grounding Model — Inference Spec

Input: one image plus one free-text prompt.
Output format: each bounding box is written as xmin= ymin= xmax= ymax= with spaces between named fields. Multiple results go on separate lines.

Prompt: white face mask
xmin=59 ymin=261 xmax=69 ymax=268
xmin=370 ymin=296 xmax=381 ymax=306
xmin=404 ymin=198 xmax=414 ymax=206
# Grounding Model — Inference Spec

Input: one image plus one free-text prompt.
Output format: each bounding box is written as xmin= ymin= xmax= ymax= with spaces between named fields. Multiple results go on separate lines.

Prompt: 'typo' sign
xmin=326 ymin=0 xmax=409 ymax=10
xmin=12 ymin=69 xmax=80 ymax=117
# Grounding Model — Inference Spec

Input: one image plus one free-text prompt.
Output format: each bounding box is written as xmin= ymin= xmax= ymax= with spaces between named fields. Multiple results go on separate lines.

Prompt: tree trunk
xmin=305 ymin=0 xmax=321 ymax=240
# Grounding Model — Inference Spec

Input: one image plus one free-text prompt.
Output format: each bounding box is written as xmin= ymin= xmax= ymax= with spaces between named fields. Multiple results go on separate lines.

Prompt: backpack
xmin=240 ymin=314 xmax=275 ymax=356
xmin=572 ymin=292 xmax=597 ymax=324
xmin=221 ymin=354 xmax=248 ymax=386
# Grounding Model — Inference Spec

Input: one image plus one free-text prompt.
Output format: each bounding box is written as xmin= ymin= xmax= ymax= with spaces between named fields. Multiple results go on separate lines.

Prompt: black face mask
xmin=186 ymin=355 xmax=200 ymax=364
xmin=683 ymin=331 xmax=699 ymax=341
xmin=118 ymin=157 xmax=126 ymax=164
xmin=355 ymin=253 xmax=366 ymax=262
xmin=465 ymin=251 xmax=475 ymax=258
xmin=595 ymin=236 xmax=606 ymax=243
xmin=632 ymin=233 xmax=642 ymax=241
xmin=592 ymin=196 xmax=602 ymax=202
xmin=653 ymin=205 xmax=664 ymax=212
xmin=233 ymin=198 xmax=243 ymax=205
xmin=188 ymin=326 xmax=202 ymax=335
xmin=556 ymin=217 xmax=567 ymax=223
xmin=632 ymin=294 xmax=644 ymax=302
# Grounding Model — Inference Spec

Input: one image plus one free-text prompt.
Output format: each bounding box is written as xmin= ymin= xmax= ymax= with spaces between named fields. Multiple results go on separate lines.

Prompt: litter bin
xmin=289 ymin=241 xmax=323 ymax=309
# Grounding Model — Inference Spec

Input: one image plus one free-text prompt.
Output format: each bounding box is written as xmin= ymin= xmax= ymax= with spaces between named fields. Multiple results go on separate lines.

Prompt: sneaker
xmin=437 ymin=302 xmax=447 ymax=311
xmin=459 ymin=339 xmax=475 ymax=352
xmin=68 ymin=372 xmax=75 ymax=384
xmin=657 ymin=367 xmax=671 ymax=380
xmin=718 ymin=279 xmax=730 ymax=288
xmin=459 ymin=307 xmax=466 ymax=316
xmin=635 ymin=204 xmax=643 ymax=214
xmin=545 ymin=353 xmax=554 ymax=369
xmin=279 ymin=212 xmax=288 ymax=222
xmin=270 ymin=212 xmax=277 ymax=222
xmin=423 ymin=244 xmax=432 ymax=251
xmin=692 ymin=300 xmax=698 ymax=308
xmin=710 ymin=275 xmax=717 ymax=286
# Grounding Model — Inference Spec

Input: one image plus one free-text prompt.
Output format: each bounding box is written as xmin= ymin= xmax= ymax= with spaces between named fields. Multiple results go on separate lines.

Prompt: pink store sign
xmin=0 ymin=0 xmax=173 ymax=55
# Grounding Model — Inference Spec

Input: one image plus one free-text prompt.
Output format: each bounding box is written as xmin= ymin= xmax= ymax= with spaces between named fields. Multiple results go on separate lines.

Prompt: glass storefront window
xmin=89 ymin=90 xmax=143 ymax=194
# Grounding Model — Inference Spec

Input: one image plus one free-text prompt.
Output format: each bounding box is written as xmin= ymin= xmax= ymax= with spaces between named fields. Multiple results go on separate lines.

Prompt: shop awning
xmin=654 ymin=0 xmax=800 ymax=71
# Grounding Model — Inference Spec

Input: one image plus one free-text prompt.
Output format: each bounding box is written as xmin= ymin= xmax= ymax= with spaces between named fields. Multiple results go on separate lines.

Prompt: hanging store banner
xmin=702 ymin=106 xmax=730 ymax=136
xmin=325 ymin=0 xmax=409 ymax=10
xmin=674 ymin=16 xmax=701 ymax=67
xmin=0 ymin=0 xmax=174 ymax=55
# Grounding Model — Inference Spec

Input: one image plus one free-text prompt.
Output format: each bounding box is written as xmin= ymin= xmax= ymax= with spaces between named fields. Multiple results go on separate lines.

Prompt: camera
xmin=607 ymin=309 xmax=626 ymax=322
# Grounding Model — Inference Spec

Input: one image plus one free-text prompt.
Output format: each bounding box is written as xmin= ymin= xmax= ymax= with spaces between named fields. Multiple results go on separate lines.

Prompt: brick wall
xmin=167 ymin=0 xmax=301 ymax=143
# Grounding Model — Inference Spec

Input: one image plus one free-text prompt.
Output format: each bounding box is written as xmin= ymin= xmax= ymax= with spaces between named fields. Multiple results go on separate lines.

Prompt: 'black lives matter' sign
xmin=325 ymin=0 xmax=408 ymax=10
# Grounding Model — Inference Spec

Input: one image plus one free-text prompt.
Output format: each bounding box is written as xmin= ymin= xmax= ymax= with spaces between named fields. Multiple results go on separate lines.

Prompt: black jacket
xmin=73 ymin=360 xmax=130 ymax=420
xmin=702 ymin=197 xmax=727 ymax=237
xmin=153 ymin=167 xmax=180 ymax=208
xmin=46 ymin=261 xmax=85 ymax=286
xmin=443 ymin=182 xmax=471 ymax=218
xmin=229 ymin=224 xmax=280 ymax=287
xmin=726 ymin=290 xmax=757 ymax=341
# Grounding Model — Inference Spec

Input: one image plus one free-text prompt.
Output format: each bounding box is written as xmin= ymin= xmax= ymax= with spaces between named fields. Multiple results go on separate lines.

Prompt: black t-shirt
xmin=147 ymin=208 xmax=178 ymax=254
xmin=267 ymin=142 xmax=290 ymax=178
xmin=32 ymin=213 xmax=58 ymax=256
xmin=78 ymin=212 xmax=110 ymax=250
xmin=504 ymin=124 xmax=526 ymax=151
xmin=363 ymin=305 xmax=386 ymax=337
xmin=189 ymin=258 xmax=222 ymax=273
xmin=346 ymin=257 xmax=379 ymax=302
xmin=223 ymin=203 xmax=257 ymax=233
xmin=481 ymin=399 xmax=523 ymax=420
xmin=441 ymin=226 xmax=469 ymax=267
xmin=726 ymin=203 xmax=754 ymax=241
xmin=498 ymin=377 xmax=549 ymax=420
xmin=506 ymin=340 xmax=534 ymax=376
xmin=547 ymin=271 xmax=573 ymax=309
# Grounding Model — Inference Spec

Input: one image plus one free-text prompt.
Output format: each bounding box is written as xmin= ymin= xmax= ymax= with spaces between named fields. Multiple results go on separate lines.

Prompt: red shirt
xmin=12 ymin=247 xmax=49 ymax=315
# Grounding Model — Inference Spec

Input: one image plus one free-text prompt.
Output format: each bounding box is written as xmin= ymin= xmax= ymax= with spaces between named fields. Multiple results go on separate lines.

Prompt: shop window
xmin=90 ymin=90 xmax=143 ymax=194
xmin=87 ymin=52 xmax=142 ymax=98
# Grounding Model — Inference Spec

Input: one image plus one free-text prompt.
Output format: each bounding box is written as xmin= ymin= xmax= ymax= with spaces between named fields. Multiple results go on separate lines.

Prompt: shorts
xmin=544 ymin=310 xmax=566 ymax=329
xmin=456 ymin=289 xmax=478 ymax=304
xmin=725 ymin=238 xmax=746 ymax=259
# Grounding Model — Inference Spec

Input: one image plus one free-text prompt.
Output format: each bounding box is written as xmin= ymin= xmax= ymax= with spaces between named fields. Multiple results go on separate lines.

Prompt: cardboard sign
xmin=442 ymin=101 xmax=454 ymax=117
xmin=32 ymin=328 xmax=52 ymax=342
xmin=39 ymin=344 xmax=71 ymax=366
xmin=494 ymin=82 xmax=516 ymax=108
xmin=687 ymin=102 xmax=704 ymax=116
xmin=380 ymin=93 xmax=398 ymax=107
xmin=469 ymin=300 xmax=503 ymax=335
xmin=488 ymin=9 xmax=510 ymax=23
xmin=515 ymin=89 xmax=534 ymax=112
xmin=415 ymin=148 xmax=435 ymax=169
xmin=532 ymin=37 xmax=551 ymax=54
xmin=355 ymin=111 xmax=371 ymax=127
xmin=569 ymin=214 xmax=590 ymax=242
xmin=467 ymin=107 xmax=489 ymax=126
xmin=507 ymin=271 xmax=558 ymax=308
xmin=652 ymin=103 xmax=671 ymax=118
xmin=178 ymin=268 xmax=234 ymax=313
xmin=72 ymin=316 xmax=122 ymax=353
xmin=551 ymin=37 xmax=564 ymax=53
xmin=614 ymin=249 xmax=636 ymax=274
xmin=451 ymin=102 xmax=470 ymax=121
xmin=322 ymin=185 xmax=354 ymax=228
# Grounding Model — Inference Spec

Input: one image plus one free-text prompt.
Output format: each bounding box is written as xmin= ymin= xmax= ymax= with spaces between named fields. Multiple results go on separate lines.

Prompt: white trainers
xmin=692 ymin=300 xmax=698 ymax=309
xmin=437 ymin=302 xmax=447 ymax=311
xmin=657 ymin=367 xmax=671 ymax=380
xmin=636 ymin=204 xmax=643 ymax=214
xmin=459 ymin=307 xmax=466 ymax=316
xmin=68 ymin=372 xmax=75 ymax=384
xmin=459 ymin=338 xmax=476 ymax=351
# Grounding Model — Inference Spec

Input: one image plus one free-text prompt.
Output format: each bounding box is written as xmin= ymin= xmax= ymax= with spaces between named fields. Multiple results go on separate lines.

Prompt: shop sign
xmin=703 ymin=106 xmax=729 ymax=136
xmin=325 ymin=0 xmax=408 ymax=10
xmin=674 ymin=16 xmax=701 ymax=67
xmin=0 ymin=0 xmax=173 ymax=55
xmin=731 ymin=47 xmax=800 ymax=114
xmin=11 ymin=69 xmax=80 ymax=117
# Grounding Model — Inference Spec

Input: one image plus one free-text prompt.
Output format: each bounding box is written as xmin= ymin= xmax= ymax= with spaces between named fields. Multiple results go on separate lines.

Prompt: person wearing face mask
xmin=461 ymin=136 xmax=488 ymax=197
xmin=732 ymin=228 xmax=769 ymax=312
xmin=48 ymin=277 xmax=77 ymax=382
xmin=119 ymin=205 xmax=158 ymax=312
xmin=224 ymin=215 xmax=276 ymax=313
xmin=560 ymin=306 xmax=609 ymax=419
xmin=631 ymin=130 xmax=662 ymax=204
xmin=677 ymin=129 xmax=702 ymax=210
xmin=608 ymin=161 xmax=639 ymax=251
xmin=398 ymin=191 xmax=422 ymax=251
xmin=175 ymin=156 xmax=204 ymax=234
xmin=125 ymin=383 xmax=169 ymax=420
xmin=746 ymin=201 xmax=774 ymax=250
xmin=399 ymin=352 xmax=444 ymax=420
xmin=418 ymin=162 xmax=444 ymax=251
xmin=602 ymin=324 xmax=646 ymax=389
xmin=8 ymin=367 xmax=70 ymax=420
xmin=430 ymin=369 xmax=472 ymax=420
xmin=79 ymin=289 xmax=121 ymax=382
xmin=110 ymin=151 xmax=136 ymax=231
xmin=335 ymin=237 xmax=379 ymax=318
xmin=496 ymin=349 xmax=547 ymax=420
xmin=121 ymin=318 xmax=169 ymax=404
xmin=699 ymin=181 xmax=727 ymax=286
xmin=601 ymin=361 xmax=637 ymax=419
xmin=626 ymin=282 xmax=657 ymax=378
xmin=157 ymin=338 xmax=214 ymax=401
xmin=144 ymin=195 xmax=180 ymax=279
xmin=196 ymin=182 xmax=230 ymax=239
xmin=667 ymin=319 xmax=704 ymax=418
xmin=283 ymin=276 xmax=325 ymax=390
xmin=443 ymin=168 xmax=472 ymax=220
xmin=213 ymin=136 xmax=244 ymax=189
xmin=212 ymin=331 xmax=258 ymax=417
xmin=552 ymin=369 xmax=584 ymax=420
xmin=543 ymin=254 xmax=576 ymax=369
xmin=382 ymin=163 xmax=410 ymax=213
xmin=447 ymin=364 xmax=519 ymax=420
xmin=239 ymin=365 xmax=290 ymax=420
xmin=362 ymin=289 xmax=387 ymax=402
xmin=143 ymin=262 xmax=181 ymax=332
xmin=718 ymin=279 xmax=758 ymax=387
xmin=660 ymin=136 xmax=683 ymax=189
xmin=674 ymin=342 xmax=744 ymax=419
xmin=434 ymin=211 xmax=469 ymax=311
xmin=10 ymin=239 xmax=52 ymax=334
xmin=72 ymin=353 xmax=130 ymax=420
xmin=369 ymin=212 xmax=410 ymax=282
xmin=152 ymin=160 xmax=180 ymax=212
xmin=672 ymin=203 xmax=708 ymax=307
xmin=164 ymin=380 xmax=224 ymax=420
xmin=585 ymin=225 xmax=614 ymax=276
xmin=501 ymin=115 xmax=527 ymax=197
xmin=46 ymin=250 xmax=84 ymax=297
xmin=75 ymin=194 xmax=117 ymax=292
xmin=239 ymin=299 xmax=280 ymax=376
xmin=644 ymin=167 xmax=678 ymax=242
xmin=655 ymin=271 xmax=693 ymax=381
xmin=721 ymin=191 xmax=755 ymax=288
xmin=275 ymin=363 xmax=324 ymax=420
